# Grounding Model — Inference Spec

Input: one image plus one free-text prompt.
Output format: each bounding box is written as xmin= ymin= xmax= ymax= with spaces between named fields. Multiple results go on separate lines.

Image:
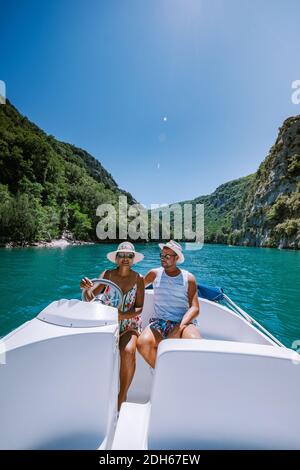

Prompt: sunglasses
xmin=117 ymin=252 xmax=135 ymax=259
xmin=160 ymin=253 xmax=176 ymax=260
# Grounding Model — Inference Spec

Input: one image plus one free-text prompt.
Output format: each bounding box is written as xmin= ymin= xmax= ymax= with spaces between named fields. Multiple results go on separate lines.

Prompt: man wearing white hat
xmin=137 ymin=240 xmax=201 ymax=369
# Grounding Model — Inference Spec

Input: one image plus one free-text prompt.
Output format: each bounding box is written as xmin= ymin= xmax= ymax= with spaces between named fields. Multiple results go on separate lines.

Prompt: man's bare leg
xmin=181 ymin=324 xmax=201 ymax=339
xmin=137 ymin=326 xmax=162 ymax=368
xmin=167 ymin=323 xmax=201 ymax=339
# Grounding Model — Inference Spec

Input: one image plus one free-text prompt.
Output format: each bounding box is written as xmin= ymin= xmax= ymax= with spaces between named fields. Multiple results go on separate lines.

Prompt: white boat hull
xmin=1 ymin=291 xmax=299 ymax=450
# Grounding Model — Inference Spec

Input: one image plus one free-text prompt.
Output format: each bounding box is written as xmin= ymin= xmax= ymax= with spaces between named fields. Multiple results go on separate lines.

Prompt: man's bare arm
xmin=180 ymin=274 xmax=200 ymax=326
xmin=143 ymin=269 xmax=157 ymax=288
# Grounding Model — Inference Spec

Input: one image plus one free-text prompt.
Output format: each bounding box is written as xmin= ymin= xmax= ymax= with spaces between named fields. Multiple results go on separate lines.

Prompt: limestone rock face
xmin=179 ymin=115 xmax=300 ymax=249
xmin=232 ymin=116 xmax=300 ymax=248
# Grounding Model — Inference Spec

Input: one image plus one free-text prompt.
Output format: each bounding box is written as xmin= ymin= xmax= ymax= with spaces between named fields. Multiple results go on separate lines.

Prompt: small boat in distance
xmin=0 ymin=281 xmax=299 ymax=450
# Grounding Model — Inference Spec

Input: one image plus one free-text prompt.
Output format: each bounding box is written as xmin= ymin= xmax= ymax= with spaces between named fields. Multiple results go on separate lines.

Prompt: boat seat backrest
xmin=0 ymin=326 xmax=118 ymax=449
xmin=148 ymin=339 xmax=300 ymax=449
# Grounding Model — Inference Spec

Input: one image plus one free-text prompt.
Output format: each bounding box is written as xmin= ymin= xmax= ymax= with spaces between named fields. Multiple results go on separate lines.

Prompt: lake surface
xmin=0 ymin=243 xmax=299 ymax=347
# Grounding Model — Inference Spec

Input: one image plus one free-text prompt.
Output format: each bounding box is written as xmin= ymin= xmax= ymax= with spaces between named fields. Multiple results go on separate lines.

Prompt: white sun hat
xmin=107 ymin=241 xmax=144 ymax=264
xmin=158 ymin=240 xmax=185 ymax=264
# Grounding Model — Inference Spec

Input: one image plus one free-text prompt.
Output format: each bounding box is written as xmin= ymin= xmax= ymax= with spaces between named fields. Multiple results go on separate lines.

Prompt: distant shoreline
xmin=1 ymin=239 xmax=299 ymax=250
xmin=2 ymin=238 xmax=95 ymax=248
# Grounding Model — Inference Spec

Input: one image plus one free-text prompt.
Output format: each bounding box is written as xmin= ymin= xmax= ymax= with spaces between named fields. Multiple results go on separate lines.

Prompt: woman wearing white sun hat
xmin=80 ymin=241 xmax=144 ymax=411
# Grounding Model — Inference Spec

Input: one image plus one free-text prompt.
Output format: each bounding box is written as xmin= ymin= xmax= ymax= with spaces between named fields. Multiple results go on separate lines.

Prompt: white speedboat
xmin=0 ymin=280 xmax=299 ymax=450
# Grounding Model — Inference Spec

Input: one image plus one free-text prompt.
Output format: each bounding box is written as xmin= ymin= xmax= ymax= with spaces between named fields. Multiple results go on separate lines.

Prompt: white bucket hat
xmin=107 ymin=241 xmax=144 ymax=264
xmin=158 ymin=240 xmax=185 ymax=264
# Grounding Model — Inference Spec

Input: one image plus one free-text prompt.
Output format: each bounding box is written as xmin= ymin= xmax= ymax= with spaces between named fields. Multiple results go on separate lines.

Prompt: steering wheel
xmin=81 ymin=278 xmax=123 ymax=309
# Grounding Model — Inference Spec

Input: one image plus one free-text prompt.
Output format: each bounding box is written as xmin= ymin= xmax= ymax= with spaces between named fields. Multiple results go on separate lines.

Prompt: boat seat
xmin=140 ymin=290 xmax=271 ymax=345
xmin=0 ymin=306 xmax=119 ymax=450
xmin=115 ymin=339 xmax=300 ymax=449
xmin=148 ymin=339 xmax=300 ymax=449
xmin=112 ymin=402 xmax=151 ymax=450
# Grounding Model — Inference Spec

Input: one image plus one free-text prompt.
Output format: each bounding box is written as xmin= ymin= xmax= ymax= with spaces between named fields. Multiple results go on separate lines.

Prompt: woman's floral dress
xmin=99 ymin=271 xmax=142 ymax=336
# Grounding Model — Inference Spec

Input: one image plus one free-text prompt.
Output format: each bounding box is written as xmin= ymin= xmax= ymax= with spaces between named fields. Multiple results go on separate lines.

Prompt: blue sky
xmin=1 ymin=0 xmax=300 ymax=206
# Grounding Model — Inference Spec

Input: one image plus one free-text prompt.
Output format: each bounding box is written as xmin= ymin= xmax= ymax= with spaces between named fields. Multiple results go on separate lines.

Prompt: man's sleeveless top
xmin=152 ymin=267 xmax=189 ymax=322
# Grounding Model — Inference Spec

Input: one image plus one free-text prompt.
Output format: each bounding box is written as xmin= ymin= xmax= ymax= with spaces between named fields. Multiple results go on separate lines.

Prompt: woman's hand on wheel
xmin=80 ymin=277 xmax=93 ymax=289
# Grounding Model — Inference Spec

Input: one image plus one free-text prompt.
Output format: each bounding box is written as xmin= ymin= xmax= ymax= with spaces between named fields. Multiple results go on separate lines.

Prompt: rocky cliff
xmin=231 ymin=116 xmax=300 ymax=248
xmin=178 ymin=115 xmax=300 ymax=249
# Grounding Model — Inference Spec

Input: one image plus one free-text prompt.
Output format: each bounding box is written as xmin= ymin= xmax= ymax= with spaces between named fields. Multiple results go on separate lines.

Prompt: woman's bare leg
xmin=118 ymin=331 xmax=138 ymax=411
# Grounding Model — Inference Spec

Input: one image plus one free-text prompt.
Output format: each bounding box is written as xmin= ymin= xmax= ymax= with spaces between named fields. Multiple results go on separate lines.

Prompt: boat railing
xmin=197 ymin=283 xmax=285 ymax=348
xmin=222 ymin=292 xmax=285 ymax=347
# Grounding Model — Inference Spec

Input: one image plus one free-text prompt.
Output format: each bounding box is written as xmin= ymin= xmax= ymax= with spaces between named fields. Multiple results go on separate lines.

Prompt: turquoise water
xmin=0 ymin=243 xmax=299 ymax=347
